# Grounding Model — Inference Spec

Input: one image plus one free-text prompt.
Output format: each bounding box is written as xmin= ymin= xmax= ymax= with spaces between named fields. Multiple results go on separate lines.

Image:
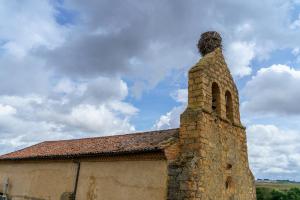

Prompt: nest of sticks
xmin=197 ymin=31 xmax=222 ymax=56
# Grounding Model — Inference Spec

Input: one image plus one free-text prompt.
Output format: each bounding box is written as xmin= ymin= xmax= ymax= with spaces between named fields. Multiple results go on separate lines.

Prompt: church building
xmin=0 ymin=32 xmax=256 ymax=200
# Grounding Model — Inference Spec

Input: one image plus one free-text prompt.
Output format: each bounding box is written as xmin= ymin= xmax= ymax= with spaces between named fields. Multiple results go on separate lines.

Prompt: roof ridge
xmin=43 ymin=128 xmax=179 ymax=143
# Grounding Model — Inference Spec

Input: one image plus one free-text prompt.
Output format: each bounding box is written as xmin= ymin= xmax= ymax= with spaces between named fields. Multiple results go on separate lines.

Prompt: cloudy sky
xmin=0 ymin=0 xmax=300 ymax=181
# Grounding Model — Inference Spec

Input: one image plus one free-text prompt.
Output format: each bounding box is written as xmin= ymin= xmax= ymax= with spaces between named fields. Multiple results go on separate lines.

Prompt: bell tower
xmin=168 ymin=32 xmax=256 ymax=200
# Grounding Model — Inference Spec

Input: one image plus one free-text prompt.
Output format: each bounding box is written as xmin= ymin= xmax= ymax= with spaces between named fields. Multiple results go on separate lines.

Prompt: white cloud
xmin=128 ymin=43 xmax=196 ymax=98
xmin=225 ymin=41 xmax=255 ymax=77
xmin=83 ymin=77 xmax=128 ymax=103
xmin=49 ymin=0 xmax=300 ymax=94
xmin=291 ymin=48 xmax=300 ymax=63
xmin=0 ymin=76 xmax=138 ymax=154
xmin=290 ymin=14 xmax=300 ymax=29
xmin=0 ymin=104 xmax=16 ymax=116
xmin=64 ymin=104 xmax=135 ymax=133
xmin=54 ymin=78 xmax=80 ymax=94
xmin=108 ymin=101 xmax=138 ymax=115
xmin=0 ymin=95 xmax=43 ymax=107
xmin=0 ymin=2 xmax=137 ymax=151
xmin=153 ymin=89 xmax=187 ymax=130
xmin=0 ymin=1 xmax=68 ymax=96
xmin=0 ymin=95 xmax=137 ymax=155
xmin=153 ymin=106 xmax=185 ymax=130
xmin=292 ymin=47 xmax=300 ymax=56
xmin=171 ymin=89 xmax=188 ymax=103
xmin=0 ymin=1 xmax=66 ymax=57
xmin=242 ymin=64 xmax=300 ymax=115
xmin=247 ymin=124 xmax=300 ymax=179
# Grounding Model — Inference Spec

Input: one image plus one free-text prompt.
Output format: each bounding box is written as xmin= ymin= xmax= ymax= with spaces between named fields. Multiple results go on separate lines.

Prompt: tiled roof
xmin=0 ymin=129 xmax=179 ymax=161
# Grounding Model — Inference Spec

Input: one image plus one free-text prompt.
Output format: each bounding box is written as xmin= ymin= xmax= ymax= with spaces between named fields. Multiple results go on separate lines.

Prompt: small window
xmin=212 ymin=82 xmax=220 ymax=115
xmin=225 ymin=176 xmax=233 ymax=190
xmin=226 ymin=163 xmax=233 ymax=170
xmin=225 ymin=91 xmax=233 ymax=121
xmin=226 ymin=176 xmax=235 ymax=198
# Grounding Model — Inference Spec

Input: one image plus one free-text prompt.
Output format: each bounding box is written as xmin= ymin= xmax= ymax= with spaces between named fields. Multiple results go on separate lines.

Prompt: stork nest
xmin=197 ymin=31 xmax=222 ymax=56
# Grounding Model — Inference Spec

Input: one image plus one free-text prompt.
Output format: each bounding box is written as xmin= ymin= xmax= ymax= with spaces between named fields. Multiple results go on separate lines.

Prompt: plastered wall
xmin=76 ymin=160 xmax=168 ymax=200
xmin=0 ymin=159 xmax=168 ymax=200
xmin=0 ymin=162 xmax=76 ymax=200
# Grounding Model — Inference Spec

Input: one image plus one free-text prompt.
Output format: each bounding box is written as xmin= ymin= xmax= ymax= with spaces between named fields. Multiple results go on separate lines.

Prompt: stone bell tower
xmin=168 ymin=32 xmax=256 ymax=200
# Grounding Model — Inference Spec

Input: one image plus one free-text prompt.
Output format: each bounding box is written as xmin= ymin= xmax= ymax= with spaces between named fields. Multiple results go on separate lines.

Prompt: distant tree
xmin=286 ymin=188 xmax=300 ymax=200
xmin=270 ymin=189 xmax=286 ymax=200
xmin=256 ymin=187 xmax=272 ymax=200
xmin=256 ymin=187 xmax=265 ymax=200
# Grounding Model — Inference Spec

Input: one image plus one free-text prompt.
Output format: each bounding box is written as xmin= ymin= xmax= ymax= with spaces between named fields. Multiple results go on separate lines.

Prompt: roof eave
xmin=0 ymin=148 xmax=166 ymax=162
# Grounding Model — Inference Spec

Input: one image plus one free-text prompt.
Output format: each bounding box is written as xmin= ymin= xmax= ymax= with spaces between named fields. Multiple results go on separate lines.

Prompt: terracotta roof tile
xmin=0 ymin=129 xmax=179 ymax=161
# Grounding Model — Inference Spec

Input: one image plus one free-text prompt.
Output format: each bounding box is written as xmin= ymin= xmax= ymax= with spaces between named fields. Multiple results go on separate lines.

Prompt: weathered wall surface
xmin=0 ymin=159 xmax=168 ymax=200
xmin=177 ymin=110 xmax=256 ymax=199
xmin=0 ymin=162 xmax=76 ymax=200
xmin=76 ymin=160 xmax=168 ymax=200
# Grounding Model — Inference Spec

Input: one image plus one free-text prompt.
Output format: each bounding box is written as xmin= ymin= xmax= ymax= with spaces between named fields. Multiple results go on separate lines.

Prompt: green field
xmin=256 ymin=182 xmax=300 ymax=191
xmin=255 ymin=182 xmax=300 ymax=200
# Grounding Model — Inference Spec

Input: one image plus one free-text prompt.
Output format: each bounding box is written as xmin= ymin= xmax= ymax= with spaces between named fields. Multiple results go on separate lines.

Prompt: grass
xmin=256 ymin=182 xmax=300 ymax=191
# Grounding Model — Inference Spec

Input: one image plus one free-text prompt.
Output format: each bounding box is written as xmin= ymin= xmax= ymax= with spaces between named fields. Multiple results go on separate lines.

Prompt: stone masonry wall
xmin=167 ymin=48 xmax=256 ymax=200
